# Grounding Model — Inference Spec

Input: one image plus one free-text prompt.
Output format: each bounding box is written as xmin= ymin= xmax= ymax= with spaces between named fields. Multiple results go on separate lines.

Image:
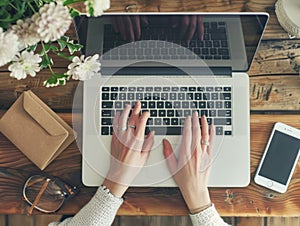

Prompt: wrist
xmin=189 ymin=202 xmax=212 ymax=214
xmin=180 ymin=187 xmax=211 ymax=212
xmin=102 ymin=179 xmax=128 ymax=198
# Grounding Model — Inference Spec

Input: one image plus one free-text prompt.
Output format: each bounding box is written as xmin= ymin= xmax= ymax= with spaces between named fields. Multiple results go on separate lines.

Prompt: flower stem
xmin=27 ymin=2 xmax=37 ymax=14
xmin=41 ymin=42 xmax=55 ymax=75
xmin=8 ymin=3 xmax=18 ymax=11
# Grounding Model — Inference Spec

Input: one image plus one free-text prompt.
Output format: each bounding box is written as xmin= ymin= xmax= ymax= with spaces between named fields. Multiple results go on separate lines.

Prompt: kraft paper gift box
xmin=0 ymin=90 xmax=75 ymax=170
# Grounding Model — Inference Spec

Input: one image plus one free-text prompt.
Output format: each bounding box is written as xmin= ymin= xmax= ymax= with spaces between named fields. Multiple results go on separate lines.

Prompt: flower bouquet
xmin=0 ymin=0 xmax=109 ymax=87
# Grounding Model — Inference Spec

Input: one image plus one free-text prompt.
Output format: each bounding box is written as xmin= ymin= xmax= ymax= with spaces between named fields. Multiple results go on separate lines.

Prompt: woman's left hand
xmin=103 ymin=102 xmax=154 ymax=197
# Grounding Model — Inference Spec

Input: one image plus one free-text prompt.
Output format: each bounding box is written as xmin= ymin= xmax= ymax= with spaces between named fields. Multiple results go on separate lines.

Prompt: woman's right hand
xmin=163 ymin=112 xmax=214 ymax=213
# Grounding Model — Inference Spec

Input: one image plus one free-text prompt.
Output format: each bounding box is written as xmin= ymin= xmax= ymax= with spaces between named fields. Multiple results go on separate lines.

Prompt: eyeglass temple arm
xmin=28 ymin=178 xmax=50 ymax=215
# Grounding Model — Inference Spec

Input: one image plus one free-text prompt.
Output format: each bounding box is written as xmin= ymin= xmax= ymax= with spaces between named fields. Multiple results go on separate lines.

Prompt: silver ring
xmin=118 ymin=126 xmax=127 ymax=131
xmin=201 ymin=140 xmax=209 ymax=146
xmin=128 ymin=125 xmax=136 ymax=129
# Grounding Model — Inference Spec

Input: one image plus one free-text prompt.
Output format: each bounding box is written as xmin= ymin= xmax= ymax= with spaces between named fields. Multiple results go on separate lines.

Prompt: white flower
xmin=85 ymin=0 xmax=110 ymax=17
xmin=35 ymin=2 xmax=72 ymax=43
xmin=10 ymin=18 xmax=40 ymax=48
xmin=67 ymin=54 xmax=101 ymax=80
xmin=0 ymin=28 xmax=19 ymax=67
xmin=8 ymin=51 xmax=42 ymax=80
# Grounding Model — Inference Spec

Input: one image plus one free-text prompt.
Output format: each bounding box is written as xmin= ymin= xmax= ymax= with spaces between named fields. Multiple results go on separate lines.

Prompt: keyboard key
xmin=101 ymin=118 xmax=112 ymax=126
xmin=150 ymin=110 xmax=157 ymax=117
xmin=218 ymin=110 xmax=231 ymax=117
xmin=171 ymin=118 xmax=179 ymax=125
xmin=102 ymin=93 xmax=109 ymax=100
xmin=101 ymin=127 xmax=109 ymax=135
xmin=167 ymin=110 xmax=175 ymax=117
xmin=220 ymin=93 xmax=231 ymax=100
xmin=147 ymin=126 xmax=182 ymax=135
xmin=224 ymin=101 xmax=232 ymax=108
xmin=214 ymin=118 xmax=232 ymax=125
xmin=154 ymin=118 xmax=162 ymax=125
xmin=102 ymin=110 xmax=112 ymax=117
xmin=225 ymin=131 xmax=232 ymax=135
xmin=102 ymin=101 xmax=113 ymax=108
xmin=216 ymin=126 xmax=223 ymax=135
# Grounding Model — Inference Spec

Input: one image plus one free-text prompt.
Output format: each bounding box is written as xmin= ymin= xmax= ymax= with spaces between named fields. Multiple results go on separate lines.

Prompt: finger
xmin=141 ymin=131 xmax=155 ymax=158
xmin=113 ymin=111 xmax=121 ymax=134
xmin=170 ymin=16 xmax=179 ymax=28
xmin=180 ymin=16 xmax=189 ymax=39
xmin=119 ymin=104 xmax=131 ymax=130
xmin=207 ymin=124 xmax=215 ymax=155
xmin=179 ymin=115 xmax=192 ymax=162
xmin=124 ymin=15 xmax=135 ymax=41
xmin=163 ymin=139 xmax=178 ymax=174
xmin=191 ymin=111 xmax=201 ymax=156
xmin=111 ymin=17 xmax=119 ymax=33
xmin=117 ymin=17 xmax=127 ymax=40
xmin=132 ymin=15 xmax=141 ymax=40
xmin=200 ymin=115 xmax=210 ymax=151
xmin=141 ymin=16 xmax=149 ymax=26
xmin=197 ymin=16 xmax=204 ymax=41
xmin=127 ymin=101 xmax=141 ymax=128
xmin=186 ymin=15 xmax=197 ymax=41
xmin=135 ymin=110 xmax=150 ymax=136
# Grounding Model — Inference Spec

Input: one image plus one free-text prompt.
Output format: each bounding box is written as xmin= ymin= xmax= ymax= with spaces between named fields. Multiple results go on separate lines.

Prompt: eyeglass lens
xmin=23 ymin=175 xmax=65 ymax=213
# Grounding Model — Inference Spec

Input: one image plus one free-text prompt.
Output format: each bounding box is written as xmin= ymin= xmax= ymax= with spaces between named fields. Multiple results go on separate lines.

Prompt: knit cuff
xmin=189 ymin=204 xmax=228 ymax=226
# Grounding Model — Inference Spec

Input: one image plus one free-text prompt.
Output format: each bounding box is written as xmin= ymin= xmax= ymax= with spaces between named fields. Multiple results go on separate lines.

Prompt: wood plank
xmin=266 ymin=217 xmax=300 ymax=226
xmin=250 ymin=75 xmax=300 ymax=112
xmin=1 ymin=114 xmax=300 ymax=216
xmin=2 ymin=74 xmax=300 ymax=112
xmin=0 ymin=215 xmax=6 ymax=226
xmin=235 ymin=217 xmax=265 ymax=226
xmin=34 ymin=215 xmax=62 ymax=226
xmin=7 ymin=215 xmax=33 ymax=226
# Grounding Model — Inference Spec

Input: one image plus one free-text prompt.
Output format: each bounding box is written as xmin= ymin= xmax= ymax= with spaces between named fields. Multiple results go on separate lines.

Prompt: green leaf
xmin=0 ymin=0 xmax=9 ymax=7
xmin=49 ymin=45 xmax=59 ymax=52
xmin=66 ymin=42 xmax=83 ymax=54
xmin=57 ymin=39 xmax=67 ymax=51
xmin=57 ymin=52 xmax=75 ymax=61
xmin=69 ymin=7 xmax=80 ymax=18
xmin=43 ymin=73 xmax=69 ymax=87
xmin=27 ymin=44 xmax=37 ymax=52
xmin=40 ymin=55 xmax=53 ymax=69
xmin=40 ymin=44 xmax=51 ymax=55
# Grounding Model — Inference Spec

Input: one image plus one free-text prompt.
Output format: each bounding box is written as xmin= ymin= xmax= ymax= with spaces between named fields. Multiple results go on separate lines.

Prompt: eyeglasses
xmin=23 ymin=175 xmax=78 ymax=214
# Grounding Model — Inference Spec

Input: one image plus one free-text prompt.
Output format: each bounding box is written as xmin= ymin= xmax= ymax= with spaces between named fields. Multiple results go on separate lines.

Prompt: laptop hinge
xmin=101 ymin=66 xmax=232 ymax=76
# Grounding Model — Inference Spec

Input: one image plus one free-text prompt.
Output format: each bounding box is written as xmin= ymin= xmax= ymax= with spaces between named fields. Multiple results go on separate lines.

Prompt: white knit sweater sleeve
xmin=48 ymin=185 xmax=123 ymax=226
xmin=189 ymin=204 xmax=230 ymax=226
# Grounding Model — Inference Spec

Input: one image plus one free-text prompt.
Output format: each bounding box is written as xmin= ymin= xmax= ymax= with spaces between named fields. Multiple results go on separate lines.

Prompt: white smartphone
xmin=254 ymin=122 xmax=300 ymax=193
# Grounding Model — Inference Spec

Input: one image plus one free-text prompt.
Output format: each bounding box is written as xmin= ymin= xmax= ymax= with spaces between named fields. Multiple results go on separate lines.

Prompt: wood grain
xmin=0 ymin=114 xmax=300 ymax=216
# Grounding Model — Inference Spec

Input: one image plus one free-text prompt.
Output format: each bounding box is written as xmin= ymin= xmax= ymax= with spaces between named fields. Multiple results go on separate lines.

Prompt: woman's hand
xmin=163 ymin=112 xmax=214 ymax=213
xmin=103 ymin=102 xmax=154 ymax=197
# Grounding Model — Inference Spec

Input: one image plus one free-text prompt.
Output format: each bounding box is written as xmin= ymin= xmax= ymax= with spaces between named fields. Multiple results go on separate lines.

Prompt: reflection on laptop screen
xmin=74 ymin=13 xmax=268 ymax=72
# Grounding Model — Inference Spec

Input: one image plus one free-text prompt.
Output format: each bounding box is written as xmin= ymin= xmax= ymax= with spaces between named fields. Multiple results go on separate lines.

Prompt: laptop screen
xmin=74 ymin=13 xmax=268 ymax=73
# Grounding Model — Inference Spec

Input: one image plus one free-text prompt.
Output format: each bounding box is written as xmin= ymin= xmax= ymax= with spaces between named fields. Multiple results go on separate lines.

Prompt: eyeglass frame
xmin=22 ymin=174 xmax=78 ymax=214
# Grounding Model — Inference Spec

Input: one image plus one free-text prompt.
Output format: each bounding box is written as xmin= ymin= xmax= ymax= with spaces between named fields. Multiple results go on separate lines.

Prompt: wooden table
xmin=1 ymin=0 xmax=300 ymax=217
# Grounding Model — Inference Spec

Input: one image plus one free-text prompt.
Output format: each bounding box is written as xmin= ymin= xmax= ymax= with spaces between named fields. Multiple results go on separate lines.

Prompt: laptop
xmin=74 ymin=12 xmax=269 ymax=187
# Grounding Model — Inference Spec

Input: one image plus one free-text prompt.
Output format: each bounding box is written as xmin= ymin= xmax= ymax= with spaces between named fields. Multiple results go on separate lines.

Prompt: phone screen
xmin=258 ymin=131 xmax=300 ymax=185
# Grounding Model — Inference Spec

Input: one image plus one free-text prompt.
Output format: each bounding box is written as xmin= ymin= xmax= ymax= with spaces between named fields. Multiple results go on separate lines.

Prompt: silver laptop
xmin=75 ymin=12 xmax=269 ymax=187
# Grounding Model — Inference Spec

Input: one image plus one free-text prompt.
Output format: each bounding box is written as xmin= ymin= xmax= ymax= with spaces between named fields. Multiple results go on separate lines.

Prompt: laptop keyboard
xmin=100 ymin=85 xmax=232 ymax=136
xmin=102 ymin=21 xmax=230 ymax=60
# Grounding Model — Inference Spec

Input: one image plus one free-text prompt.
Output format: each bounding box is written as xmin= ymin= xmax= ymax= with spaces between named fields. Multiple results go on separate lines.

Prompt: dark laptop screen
xmin=74 ymin=13 xmax=268 ymax=73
